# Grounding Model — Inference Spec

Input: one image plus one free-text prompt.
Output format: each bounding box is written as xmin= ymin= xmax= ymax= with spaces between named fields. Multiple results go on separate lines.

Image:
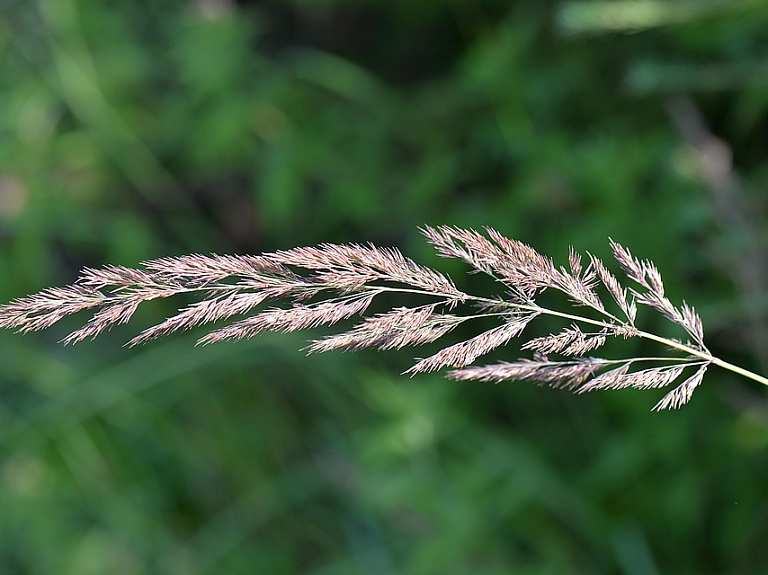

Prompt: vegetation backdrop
xmin=2 ymin=0 xmax=768 ymax=573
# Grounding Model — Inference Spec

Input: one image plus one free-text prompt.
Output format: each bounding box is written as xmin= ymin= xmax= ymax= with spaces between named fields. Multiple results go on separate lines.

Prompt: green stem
xmin=710 ymin=356 xmax=768 ymax=388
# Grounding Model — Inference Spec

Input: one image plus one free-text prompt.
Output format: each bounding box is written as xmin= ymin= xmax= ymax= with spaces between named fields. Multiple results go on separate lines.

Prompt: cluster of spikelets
xmin=0 ymin=226 xmax=714 ymax=410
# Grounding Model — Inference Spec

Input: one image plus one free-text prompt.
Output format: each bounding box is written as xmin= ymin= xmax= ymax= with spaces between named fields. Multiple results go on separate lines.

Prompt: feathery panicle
xmin=448 ymin=358 xmax=607 ymax=390
xmin=610 ymin=239 xmax=706 ymax=349
xmin=406 ymin=314 xmax=537 ymax=374
xmin=267 ymin=244 xmax=462 ymax=298
xmin=1 ymin=226 xmax=754 ymax=410
xmin=589 ymin=254 xmax=636 ymax=322
xmin=421 ymin=225 xmax=558 ymax=296
xmin=199 ymin=294 xmax=376 ymax=345
xmin=0 ymin=286 xmax=105 ymax=332
xmin=522 ymin=325 xmax=607 ymax=356
xmin=127 ymin=292 xmax=271 ymax=347
xmin=568 ymin=247 xmax=583 ymax=278
xmin=575 ymin=363 xmax=632 ymax=392
xmin=307 ymin=305 xmax=462 ymax=353
xmin=610 ymin=240 xmax=646 ymax=286
xmin=79 ymin=265 xmax=157 ymax=289
xmin=552 ymin=265 xmax=603 ymax=311
xmin=653 ymin=364 xmax=709 ymax=411
xmin=140 ymin=254 xmax=280 ymax=285
xmin=577 ymin=364 xmax=687 ymax=393
xmin=62 ymin=298 xmax=143 ymax=345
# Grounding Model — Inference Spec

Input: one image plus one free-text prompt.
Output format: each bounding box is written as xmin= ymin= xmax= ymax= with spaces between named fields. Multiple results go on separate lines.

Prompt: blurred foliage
xmin=2 ymin=0 xmax=768 ymax=573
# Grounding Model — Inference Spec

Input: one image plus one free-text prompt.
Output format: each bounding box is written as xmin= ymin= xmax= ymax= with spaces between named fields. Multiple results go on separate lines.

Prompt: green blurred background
xmin=2 ymin=0 xmax=768 ymax=573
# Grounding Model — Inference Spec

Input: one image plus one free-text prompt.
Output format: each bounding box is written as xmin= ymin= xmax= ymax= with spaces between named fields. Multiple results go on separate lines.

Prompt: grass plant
xmin=2 ymin=226 xmax=766 ymax=410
